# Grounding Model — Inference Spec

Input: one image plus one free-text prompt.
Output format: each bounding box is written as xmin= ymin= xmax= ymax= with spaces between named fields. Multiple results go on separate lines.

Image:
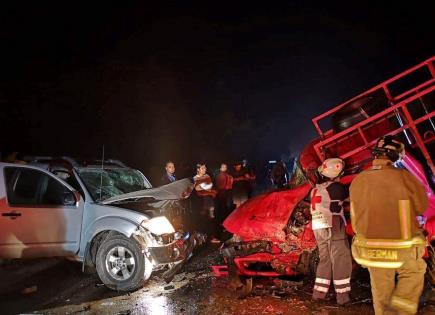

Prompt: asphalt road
xmin=1 ymin=246 xmax=434 ymax=315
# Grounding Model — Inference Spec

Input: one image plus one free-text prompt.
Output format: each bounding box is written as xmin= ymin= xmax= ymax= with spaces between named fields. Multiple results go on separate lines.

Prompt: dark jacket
xmin=161 ymin=173 xmax=176 ymax=185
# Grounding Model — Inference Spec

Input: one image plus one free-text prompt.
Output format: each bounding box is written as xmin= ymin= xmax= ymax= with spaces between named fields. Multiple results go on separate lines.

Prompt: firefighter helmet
xmin=318 ymin=158 xmax=345 ymax=179
xmin=372 ymin=135 xmax=405 ymax=162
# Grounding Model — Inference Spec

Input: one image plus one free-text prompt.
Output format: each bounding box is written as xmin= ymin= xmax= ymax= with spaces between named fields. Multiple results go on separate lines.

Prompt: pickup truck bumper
xmin=148 ymin=232 xmax=205 ymax=282
xmin=148 ymin=232 xmax=196 ymax=264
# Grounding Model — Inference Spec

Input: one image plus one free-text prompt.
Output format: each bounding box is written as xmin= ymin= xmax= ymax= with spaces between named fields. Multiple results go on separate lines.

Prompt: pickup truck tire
xmin=96 ymin=235 xmax=149 ymax=291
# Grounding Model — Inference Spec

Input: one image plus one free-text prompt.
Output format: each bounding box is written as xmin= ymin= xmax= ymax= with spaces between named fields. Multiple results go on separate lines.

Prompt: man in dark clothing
xmin=231 ymin=162 xmax=250 ymax=207
xmin=271 ymin=161 xmax=288 ymax=189
xmin=242 ymin=159 xmax=256 ymax=198
xmin=161 ymin=161 xmax=176 ymax=185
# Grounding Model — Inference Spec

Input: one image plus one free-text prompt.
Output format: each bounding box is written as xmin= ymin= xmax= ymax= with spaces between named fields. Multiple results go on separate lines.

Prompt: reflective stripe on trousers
xmin=312 ymin=216 xmax=352 ymax=298
xmin=367 ymin=246 xmax=426 ymax=315
xmin=334 ymin=277 xmax=351 ymax=294
xmin=391 ymin=296 xmax=418 ymax=314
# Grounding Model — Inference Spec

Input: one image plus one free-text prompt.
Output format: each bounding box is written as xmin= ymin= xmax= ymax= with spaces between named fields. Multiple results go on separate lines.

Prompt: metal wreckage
xmin=212 ymin=56 xmax=435 ymax=292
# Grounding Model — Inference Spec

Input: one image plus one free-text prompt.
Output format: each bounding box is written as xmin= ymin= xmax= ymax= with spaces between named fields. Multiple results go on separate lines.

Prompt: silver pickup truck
xmin=0 ymin=158 xmax=200 ymax=291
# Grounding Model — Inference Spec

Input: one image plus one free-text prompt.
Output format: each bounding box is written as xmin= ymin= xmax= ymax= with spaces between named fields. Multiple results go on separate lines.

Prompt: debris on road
xmin=263 ymin=304 xmax=276 ymax=313
xmin=2 ymin=247 xmax=434 ymax=315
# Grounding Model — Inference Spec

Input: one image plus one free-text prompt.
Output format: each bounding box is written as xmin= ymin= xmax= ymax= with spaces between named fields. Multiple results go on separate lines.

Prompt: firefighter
xmin=350 ymin=135 xmax=428 ymax=315
xmin=311 ymin=158 xmax=352 ymax=305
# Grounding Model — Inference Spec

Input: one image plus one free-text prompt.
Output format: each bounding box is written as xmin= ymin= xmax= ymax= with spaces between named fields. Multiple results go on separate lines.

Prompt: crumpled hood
xmin=101 ymin=178 xmax=193 ymax=205
xmin=223 ymin=183 xmax=312 ymax=242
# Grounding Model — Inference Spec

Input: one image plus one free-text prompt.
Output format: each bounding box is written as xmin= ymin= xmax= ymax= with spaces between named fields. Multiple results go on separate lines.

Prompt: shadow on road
xmin=0 ymin=258 xmax=122 ymax=315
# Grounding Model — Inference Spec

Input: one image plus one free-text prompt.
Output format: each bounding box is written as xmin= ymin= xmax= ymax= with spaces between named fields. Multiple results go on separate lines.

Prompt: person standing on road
xmin=231 ymin=162 xmax=250 ymax=207
xmin=161 ymin=161 xmax=177 ymax=185
xmin=350 ymin=136 xmax=428 ymax=315
xmin=193 ymin=163 xmax=219 ymax=243
xmin=242 ymin=159 xmax=256 ymax=198
xmin=215 ymin=163 xmax=234 ymax=237
xmin=271 ymin=160 xmax=289 ymax=189
xmin=311 ymin=158 xmax=352 ymax=305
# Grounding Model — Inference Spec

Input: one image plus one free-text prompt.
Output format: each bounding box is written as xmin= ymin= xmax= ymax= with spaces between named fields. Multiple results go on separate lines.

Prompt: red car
xmin=212 ymin=56 xmax=435 ymax=284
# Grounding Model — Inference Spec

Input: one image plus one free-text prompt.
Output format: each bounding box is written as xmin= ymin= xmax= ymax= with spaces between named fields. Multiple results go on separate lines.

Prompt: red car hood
xmin=223 ymin=183 xmax=312 ymax=242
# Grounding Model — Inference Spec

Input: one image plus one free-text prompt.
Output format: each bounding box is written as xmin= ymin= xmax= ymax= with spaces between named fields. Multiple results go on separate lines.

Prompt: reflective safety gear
xmin=311 ymin=175 xmax=351 ymax=304
xmin=351 ymin=235 xmax=426 ymax=269
xmin=350 ymin=159 xmax=428 ymax=240
xmin=318 ymin=158 xmax=345 ymax=179
xmin=368 ymin=246 xmax=426 ymax=315
xmin=312 ymin=216 xmax=352 ymax=305
xmin=372 ymin=135 xmax=405 ymax=162
xmin=391 ymin=296 xmax=418 ymax=314
xmin=350 ymin=157 xmax=428 ymax=314
xmin=310 ymin=181 xmax=346 ymax=230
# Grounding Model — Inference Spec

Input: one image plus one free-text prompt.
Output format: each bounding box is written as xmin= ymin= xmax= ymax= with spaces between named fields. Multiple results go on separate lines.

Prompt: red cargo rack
xmin=312 ymin=56 xmax=435 ymax=174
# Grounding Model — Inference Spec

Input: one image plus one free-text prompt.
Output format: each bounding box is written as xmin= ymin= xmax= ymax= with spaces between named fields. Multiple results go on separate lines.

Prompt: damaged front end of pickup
xmin=103 ymin=179 xmax=207 ymax=283
xmin=212 ymin=183 xmax=319 ymax=290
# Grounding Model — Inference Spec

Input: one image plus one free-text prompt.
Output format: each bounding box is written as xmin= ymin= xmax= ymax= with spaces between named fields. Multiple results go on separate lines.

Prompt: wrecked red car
xmin=213 ymin=56 xmax=435 ymax=282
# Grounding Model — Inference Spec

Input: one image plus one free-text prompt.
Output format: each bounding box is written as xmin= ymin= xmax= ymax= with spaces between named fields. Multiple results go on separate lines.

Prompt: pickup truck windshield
xmin=76 ymin=168 xmax=151 ymax=202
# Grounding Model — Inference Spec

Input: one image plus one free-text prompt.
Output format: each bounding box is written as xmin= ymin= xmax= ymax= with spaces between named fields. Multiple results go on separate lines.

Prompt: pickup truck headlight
xmin=141 ymin=216 xmax=175 ymax=235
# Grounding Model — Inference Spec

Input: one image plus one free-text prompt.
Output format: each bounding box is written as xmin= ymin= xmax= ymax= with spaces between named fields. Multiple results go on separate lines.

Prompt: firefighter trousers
xmin=367 ymin=246 xmax=426 ymax=315
xmin=313 ymin=216 xmax=352 ymax=304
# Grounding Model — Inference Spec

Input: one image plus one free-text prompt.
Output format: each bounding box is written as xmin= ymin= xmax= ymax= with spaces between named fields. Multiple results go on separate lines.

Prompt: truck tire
xmin=331 ymin=92 xmax=388 ymax=132
xmin=95 ymin=235 xmax=151 ymax=291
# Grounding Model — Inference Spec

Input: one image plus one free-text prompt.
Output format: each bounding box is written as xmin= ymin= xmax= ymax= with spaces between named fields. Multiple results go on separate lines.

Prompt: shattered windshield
xmin=76 ymin=168 xmax=151 ymax=202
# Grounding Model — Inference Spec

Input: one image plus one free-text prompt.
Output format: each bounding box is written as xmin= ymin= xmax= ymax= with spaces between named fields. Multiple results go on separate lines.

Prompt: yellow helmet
xmin=318 ymin=158 xmax=345 ymax=179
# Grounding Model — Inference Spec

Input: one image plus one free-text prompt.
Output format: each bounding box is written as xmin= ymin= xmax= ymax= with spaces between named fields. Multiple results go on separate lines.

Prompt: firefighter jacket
xmin=349 ymin=158 xmax=428 ymax=268
xmin=310 ymin=180 xmax=348 ymax=230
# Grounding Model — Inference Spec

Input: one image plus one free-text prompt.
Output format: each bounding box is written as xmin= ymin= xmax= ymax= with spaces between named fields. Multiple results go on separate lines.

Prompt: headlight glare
xmin=141 ymin=216 xmax=175 ymax=235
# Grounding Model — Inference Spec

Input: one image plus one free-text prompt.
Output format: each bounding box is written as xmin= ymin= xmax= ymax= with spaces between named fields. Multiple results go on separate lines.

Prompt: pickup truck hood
xmin=101 ymin=178 xmax=193 ymax=205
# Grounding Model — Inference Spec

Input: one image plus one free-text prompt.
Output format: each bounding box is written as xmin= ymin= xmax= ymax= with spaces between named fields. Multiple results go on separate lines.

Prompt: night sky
xmin=1 ymin=2 xmax=434 ymax=183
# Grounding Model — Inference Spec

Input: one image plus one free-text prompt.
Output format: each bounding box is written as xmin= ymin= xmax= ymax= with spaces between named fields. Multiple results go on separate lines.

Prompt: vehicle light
xmin=141 ymin=216 xmax=175 ymax=235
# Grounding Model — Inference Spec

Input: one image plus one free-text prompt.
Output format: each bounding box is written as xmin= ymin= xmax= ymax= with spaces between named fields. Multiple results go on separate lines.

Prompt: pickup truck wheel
xmin=96 ymin=235 xmax=150 ymax=291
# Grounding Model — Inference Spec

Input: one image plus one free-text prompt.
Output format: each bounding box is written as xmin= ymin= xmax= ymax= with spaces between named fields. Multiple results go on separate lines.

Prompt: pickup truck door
xmin=0 ymin=165 xmax=84 ymax=258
